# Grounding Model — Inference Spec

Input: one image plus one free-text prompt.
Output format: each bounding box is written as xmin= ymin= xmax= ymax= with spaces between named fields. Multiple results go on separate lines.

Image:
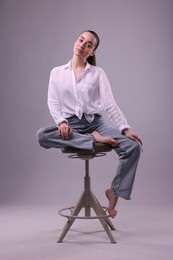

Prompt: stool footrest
xmin=59 ymin=206 xmax=110 ymax=219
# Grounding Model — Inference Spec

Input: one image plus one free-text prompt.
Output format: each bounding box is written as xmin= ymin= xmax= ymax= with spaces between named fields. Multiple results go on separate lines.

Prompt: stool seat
xmin=61 ymin=142 xmax=112 ymax=156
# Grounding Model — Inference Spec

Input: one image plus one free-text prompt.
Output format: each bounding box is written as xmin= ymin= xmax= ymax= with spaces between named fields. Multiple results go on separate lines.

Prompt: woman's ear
xmin=90 ymin=51 xmax=95 ymax=56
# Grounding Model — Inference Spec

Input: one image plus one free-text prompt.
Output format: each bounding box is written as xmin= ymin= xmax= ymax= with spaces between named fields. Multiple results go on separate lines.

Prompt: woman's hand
xmin=123 ymin=129 xmax=143 ymax=145
xmin=58 ymin=122 xmax=72 ymax=140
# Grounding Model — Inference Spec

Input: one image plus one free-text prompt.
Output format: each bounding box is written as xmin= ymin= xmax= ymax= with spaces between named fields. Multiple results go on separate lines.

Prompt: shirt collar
xmin=64 ymin=60 xmax=92 ymax=71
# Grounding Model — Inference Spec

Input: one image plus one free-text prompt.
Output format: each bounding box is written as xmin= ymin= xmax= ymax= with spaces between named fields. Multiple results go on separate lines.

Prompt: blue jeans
xmin=37 ymin=114 xmax=142 ymax=200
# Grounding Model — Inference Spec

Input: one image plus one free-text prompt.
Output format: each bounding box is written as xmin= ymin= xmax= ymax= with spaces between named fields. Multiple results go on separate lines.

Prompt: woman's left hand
xmin=123 ymin=129 xmax=143 ymax=145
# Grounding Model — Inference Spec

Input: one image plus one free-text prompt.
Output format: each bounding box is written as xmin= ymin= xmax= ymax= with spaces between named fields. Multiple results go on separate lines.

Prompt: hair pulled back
xmin=83 ymin=30 xmax=100 ymax=66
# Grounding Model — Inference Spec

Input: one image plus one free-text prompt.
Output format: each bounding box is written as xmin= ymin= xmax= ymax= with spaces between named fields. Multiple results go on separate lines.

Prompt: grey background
xmin=0 ymin=0 xmax=173 ymax=209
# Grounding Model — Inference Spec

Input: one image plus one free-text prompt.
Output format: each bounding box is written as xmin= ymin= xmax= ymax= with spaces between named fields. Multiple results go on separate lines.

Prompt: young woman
xmin=37 ymin=30 xmax=142 ymax=218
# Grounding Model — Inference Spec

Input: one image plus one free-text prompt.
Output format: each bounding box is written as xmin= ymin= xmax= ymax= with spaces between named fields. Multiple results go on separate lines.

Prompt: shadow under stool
xmin=57 ymin=143 xmax=116 ymax=243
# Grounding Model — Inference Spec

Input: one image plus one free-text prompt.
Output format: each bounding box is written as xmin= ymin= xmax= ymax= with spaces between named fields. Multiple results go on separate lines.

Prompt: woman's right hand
xmin=58 ymin=122 xmax=72 ymax=140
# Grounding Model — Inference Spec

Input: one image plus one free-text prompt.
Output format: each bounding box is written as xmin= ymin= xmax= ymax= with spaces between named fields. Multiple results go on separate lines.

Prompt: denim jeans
xmin=37 ymin=114 xmax=142 ymax=200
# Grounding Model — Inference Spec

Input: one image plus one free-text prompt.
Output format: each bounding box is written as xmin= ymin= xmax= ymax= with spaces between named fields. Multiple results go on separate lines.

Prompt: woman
xmin=37 ymin=30 xmax=142 ymax=218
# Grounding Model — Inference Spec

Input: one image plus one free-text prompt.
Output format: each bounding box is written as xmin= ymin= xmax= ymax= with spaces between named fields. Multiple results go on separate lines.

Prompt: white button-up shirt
xmin=48 ymin=61 xmax=130 ymax=132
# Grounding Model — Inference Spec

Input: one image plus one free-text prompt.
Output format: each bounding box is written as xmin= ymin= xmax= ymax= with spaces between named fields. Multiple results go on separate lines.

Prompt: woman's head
xmin=73 ymin=30 xmax=100 ymax=66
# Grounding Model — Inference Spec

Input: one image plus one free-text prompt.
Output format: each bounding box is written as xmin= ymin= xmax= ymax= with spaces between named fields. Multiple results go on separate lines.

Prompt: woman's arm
xmin=47 ymin=68 xmax=67 ymax=126
xmin=99 ymin=68 xmax=130 ymax=131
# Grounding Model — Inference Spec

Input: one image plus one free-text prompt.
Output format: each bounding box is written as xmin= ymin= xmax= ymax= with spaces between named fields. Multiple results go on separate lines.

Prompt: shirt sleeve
xmin=99 ymin=68 xmax=130 ymax=132
xmin=47 ymin=68 xmax=67 ymax=125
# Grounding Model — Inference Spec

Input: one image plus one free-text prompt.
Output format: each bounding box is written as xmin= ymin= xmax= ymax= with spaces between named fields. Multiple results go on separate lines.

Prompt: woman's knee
xmin=36 ymin=128 xmax=48 ymax=147
xmin=133 ymin=140 xmax=143 ymax=156
xmin=36 ymin=128 xmax=44 ymax=143
xmin=124 ymin=138 xmax=142 ymax=158
xmin=36 ymin=125 xmax=58 ymax=148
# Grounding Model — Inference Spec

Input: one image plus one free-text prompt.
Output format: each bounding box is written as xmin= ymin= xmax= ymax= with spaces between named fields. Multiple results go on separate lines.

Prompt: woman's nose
xmin=80 ymin=42 xmax=85 ymax=49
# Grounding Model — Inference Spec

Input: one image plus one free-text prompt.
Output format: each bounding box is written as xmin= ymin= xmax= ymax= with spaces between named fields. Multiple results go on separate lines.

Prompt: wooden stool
xmin=57 ymin=143 xmax=116 ymax=243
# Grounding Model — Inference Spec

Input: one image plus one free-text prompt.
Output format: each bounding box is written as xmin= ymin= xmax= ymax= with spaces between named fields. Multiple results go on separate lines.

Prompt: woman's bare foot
xmin=92 ymin=131 xmax=118 ymax=147
xmin=105 ymin=189 xmax=118 ymax=218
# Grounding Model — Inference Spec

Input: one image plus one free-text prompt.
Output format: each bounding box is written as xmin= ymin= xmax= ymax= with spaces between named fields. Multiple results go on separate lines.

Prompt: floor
xmin=1 ymin=203 xmax=173 ymax=260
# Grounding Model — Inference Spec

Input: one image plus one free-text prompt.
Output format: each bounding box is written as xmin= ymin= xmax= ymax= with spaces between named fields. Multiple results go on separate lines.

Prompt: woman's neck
xmin=71 ymin=55 xmax=86 ymax=69
xmin=71 ymin=55 xmax=87 ymax=80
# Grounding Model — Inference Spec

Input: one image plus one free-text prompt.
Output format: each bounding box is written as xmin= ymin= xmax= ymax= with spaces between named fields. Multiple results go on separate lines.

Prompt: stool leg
xmin=57 ymin=191 xmax=85 ymax=243
xmin=89 ymin=191 xmax=116 ymax=243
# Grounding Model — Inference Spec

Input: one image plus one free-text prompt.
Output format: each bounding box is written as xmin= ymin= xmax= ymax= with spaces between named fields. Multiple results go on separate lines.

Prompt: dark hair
xmin=83 ymin=30 xmax=100 ymax=66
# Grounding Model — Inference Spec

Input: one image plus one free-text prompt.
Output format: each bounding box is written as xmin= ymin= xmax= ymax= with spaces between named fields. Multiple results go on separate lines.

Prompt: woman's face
xmin=73 ymin=31 xmax=97 ymax=60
